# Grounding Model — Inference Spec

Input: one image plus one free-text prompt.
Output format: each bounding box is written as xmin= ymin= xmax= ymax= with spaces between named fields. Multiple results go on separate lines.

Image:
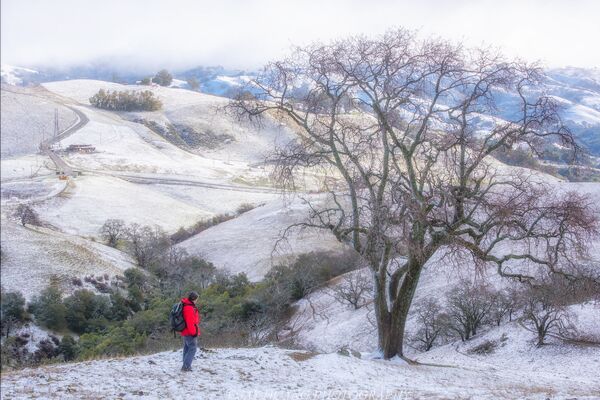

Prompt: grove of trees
xmin=152 ymin=69 xmax=173 ymax=87
xmin=89 ymin=89 xmax=162 ymax=111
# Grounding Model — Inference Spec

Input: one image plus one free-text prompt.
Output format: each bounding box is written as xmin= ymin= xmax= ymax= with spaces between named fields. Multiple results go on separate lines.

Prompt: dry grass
xmin=287 ymin=351 xmax=319 ymax=362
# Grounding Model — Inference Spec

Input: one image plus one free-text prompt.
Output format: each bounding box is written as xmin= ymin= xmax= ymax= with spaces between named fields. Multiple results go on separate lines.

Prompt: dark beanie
xmin=188 ymin=291 xmax=199 ymax=301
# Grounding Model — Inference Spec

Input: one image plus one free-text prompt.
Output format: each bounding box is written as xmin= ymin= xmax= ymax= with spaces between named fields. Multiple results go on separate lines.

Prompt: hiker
xmin=180 ymin=291 xmax=201 ymax=372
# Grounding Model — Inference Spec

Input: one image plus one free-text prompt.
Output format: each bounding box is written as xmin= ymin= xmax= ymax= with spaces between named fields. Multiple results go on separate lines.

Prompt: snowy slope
xmin=42 ymin=79 xmax=296 ymax=167
xmin=1 ymin=85 xmax=78 ymax=158
xmin=416 ymin=305 xmax=600 ymax=385
xmin=2 ymin=78 xmax=328 ymax=282
xmin=288 ymin=177 xmax=600 ymax=354
xmin=0 ymin=216 xmax=136 ymax=299
xmin=178 ymin=197 xmax=348 ymax=281
xmin=0 ymin=64 xmax=38 ymax=86
xmin=2 ymin=345 xmax=598 ymax=400
xmin=33 ymin=175 xmax=213 ymax=236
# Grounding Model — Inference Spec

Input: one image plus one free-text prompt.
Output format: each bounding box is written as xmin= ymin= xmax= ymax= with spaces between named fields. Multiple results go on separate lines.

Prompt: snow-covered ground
xmin=289 ymin=252 xmax=600 ymax=356
xmin=1 ymin=75 xmax=599 ymax=399
xmin=1 ymin=85 xmax=77 ymax=158
xmin=42 ymin=79 xmax=297 ymax=167
xmin=0 ymin=216 xmax=136 ymax=299
xmin=0 ymin=155 xmax=55 ymax=182
xmin=1 ymin=79 xmax=336 ymax=281
xmin=179 ymin=196 xmax=348 ymax=281
xmin=34 ymin=175 xmax=213 ymax=236
xmin=2 ymin=344 xmax=598 ymax=400
xmin=0 ymin=65 xmax=38 ymax=86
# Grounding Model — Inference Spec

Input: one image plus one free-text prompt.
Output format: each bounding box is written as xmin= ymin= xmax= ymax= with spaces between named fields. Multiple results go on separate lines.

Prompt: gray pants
xmin=182 ymin=336 xmax=198 ymax=369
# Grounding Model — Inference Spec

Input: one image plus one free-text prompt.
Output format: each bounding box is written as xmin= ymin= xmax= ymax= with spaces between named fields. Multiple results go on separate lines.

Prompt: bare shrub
xmin=468 ymin=339 xmax=498 ymax=355
xmin=125 ymin=223 xmax=170 ymax=269
xmin=411 ymin=298 xmax=449 ymax=351
xmin=446 ymin=281 xmax=493 ymax=341
xmin=236 ymin=203 xmax=257 ymax=215
xmin=330 ymin=269 xmax=371 ymax=310
xmin=170 ymin=213 xmax=236 ymax=244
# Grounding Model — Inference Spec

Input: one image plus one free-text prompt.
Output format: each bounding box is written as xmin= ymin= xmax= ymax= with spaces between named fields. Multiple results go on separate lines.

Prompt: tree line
xmin=89 ymin=89 xmax=162 ymax=111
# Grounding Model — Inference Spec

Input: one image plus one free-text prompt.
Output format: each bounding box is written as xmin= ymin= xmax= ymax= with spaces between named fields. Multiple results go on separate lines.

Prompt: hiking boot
xmin=181 ymin=367 xmax=192 ymax=372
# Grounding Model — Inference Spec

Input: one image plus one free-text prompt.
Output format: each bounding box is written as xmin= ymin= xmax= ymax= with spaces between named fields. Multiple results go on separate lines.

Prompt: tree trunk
xmin=374 ymin=260 xmax=424 ymax=359
xmin=378 ymin=313 xmax=403 ymax=359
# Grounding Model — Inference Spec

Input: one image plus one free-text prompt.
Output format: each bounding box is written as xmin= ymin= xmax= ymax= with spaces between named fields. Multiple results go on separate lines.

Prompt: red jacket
xmin=180 ymin=298 xmax=201 ymax=337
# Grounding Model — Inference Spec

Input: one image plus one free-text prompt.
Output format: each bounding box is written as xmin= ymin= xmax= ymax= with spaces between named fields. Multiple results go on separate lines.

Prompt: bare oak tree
xmin=522 ymin=281 xmax=576 ymax=346
xmin=125 ymin=223 xmax=170 ymax=269
xmin=231 ymin=29 xmax=598 ymax=359
xmin=100 ymin=219 xmax=126 ymax=247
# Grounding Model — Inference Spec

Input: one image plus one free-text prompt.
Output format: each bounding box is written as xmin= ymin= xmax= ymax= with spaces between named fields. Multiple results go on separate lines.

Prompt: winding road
xmin=39 ymin=105 xmax=89 ymax=177
xmin=38 ymin=104 xmax=287 ymax=194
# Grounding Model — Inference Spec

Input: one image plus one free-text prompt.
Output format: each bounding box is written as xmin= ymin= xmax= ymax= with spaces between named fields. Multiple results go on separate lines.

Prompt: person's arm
xmin=183 ymin=304 xmax=194 ymax=333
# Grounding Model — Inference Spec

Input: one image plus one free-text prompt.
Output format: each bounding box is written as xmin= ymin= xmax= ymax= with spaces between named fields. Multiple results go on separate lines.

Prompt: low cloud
xmin=2 ymin=0 xmax=599 ymax=72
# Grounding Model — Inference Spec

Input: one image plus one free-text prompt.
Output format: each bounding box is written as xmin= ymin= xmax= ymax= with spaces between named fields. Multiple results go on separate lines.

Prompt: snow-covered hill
xmin=0 ymin=85 xmax=78 ymax=158
xmin=2 ymin=344 xmax=599 ymax=400
xmin=0 ymin=79 xmax=334 ymax=280
xmin=0 ymin=65 xmax=39 ymax=86
xmin=178 ymin=197 xmax=347 ymax=281
xmin=0 ymin=216 xmax=136 ymax=299
xmin=42 ymin=79 xmax=296 ymax=166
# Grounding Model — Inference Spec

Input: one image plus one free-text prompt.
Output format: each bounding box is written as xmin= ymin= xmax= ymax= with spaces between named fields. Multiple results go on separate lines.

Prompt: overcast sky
xmin=1 ymin=0 xmax=599 ymax=72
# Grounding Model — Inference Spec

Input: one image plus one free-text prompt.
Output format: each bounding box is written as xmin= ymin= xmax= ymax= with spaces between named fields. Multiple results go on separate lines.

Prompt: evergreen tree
xmin=152 ymin=69 xmax=173 ymax=86
xmin=29 ymin=287 xmax=67 ymax=330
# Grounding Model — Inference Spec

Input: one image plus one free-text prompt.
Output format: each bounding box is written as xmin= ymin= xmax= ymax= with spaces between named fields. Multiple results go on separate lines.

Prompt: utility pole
xmin=54 ymin=108 xmax=62 ymax=150
xmin=54 ymin=108 xmax=59 ymax=138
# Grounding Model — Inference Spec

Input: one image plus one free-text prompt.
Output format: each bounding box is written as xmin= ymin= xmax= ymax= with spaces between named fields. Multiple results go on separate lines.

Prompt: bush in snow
xmin=33 ymin=337 xmax=60 ymax=363
xmin=13 ymin=204 xmax=40 ymax=227
xmin=170 ymin=213 xmax=237 ymax=244
xmin=468 ymin=339 xmax=498 ymax=355
xmin=78 ymin=325 xmax=147 ymax=359
xmin=236 ymin=203 xmax=258 ymax=215
xmin=58 ymin=335 xmax=79 ymax=361
xmin=63 ymin=290 xmax=113 ymax=334
xmin=268 ymin=251 xmax=363 ymax=303
xmin=0 ymin=336 xmax=30 ymax=370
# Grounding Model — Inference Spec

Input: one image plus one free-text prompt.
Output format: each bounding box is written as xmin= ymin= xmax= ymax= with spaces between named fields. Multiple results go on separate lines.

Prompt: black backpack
xmin=169 ymin=301 xmax=189 ymax=333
